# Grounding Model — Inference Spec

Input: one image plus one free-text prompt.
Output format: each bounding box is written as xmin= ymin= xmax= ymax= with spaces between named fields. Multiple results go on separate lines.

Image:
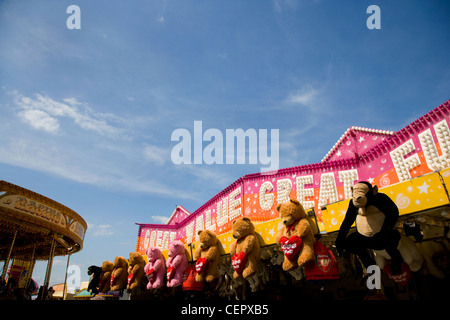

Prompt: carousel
xmin=0 ymin=180 xmax=87 ymax=300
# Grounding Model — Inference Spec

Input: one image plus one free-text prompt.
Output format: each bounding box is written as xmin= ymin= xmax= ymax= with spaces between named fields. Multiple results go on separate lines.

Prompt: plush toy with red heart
xmin=166 ymin=240 xmax=189 ymax=287
xmin=110 ymin=256 xmax=129 ymax=291
xmin=229 ymin=217 xmax=261 ymax=282
xmin=127 ymin=252 xmax=146 ymax=291
xmin=98 ymin=260 xmax=114 ymax=293
xmin=144 ymin=247 xmax=166 ymax=290
xmin=275 ymin=199 xmax=316 ymax=272
xmin=193 ymin=230 xmax=221 ymax=283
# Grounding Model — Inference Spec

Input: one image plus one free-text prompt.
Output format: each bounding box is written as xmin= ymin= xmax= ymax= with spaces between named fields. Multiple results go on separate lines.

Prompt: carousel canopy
xmin=0 ymin=180 xmax=87 ymax=261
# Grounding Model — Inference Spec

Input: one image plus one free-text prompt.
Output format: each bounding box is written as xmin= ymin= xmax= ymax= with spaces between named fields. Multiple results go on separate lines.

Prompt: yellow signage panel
xmin=381 ymin=171 xmax=449 ymax=215
xmin=439 ymin=167 xmax=450 ymax=188
xmin=321 ymin=200 xmax=352 ymax=233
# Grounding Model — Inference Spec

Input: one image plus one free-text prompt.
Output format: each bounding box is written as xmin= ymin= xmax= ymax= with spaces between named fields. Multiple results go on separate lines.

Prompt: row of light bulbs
xmin=296 ymin=176 xmax=315 ymax=209
xmin=318 ymin=174 xmax=338 ymax=207
xmin=390 ymin=141 xmax=419 ymax=182
xmin=338 ymin=170 xmax=359 ymax=199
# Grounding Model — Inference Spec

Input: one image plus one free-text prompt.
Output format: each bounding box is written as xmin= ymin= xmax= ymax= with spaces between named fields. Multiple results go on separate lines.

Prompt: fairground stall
xmin=0 ymin=181 xmax=87 ymax=300
xmin=91 ymin=99 xmax=450 ymax=300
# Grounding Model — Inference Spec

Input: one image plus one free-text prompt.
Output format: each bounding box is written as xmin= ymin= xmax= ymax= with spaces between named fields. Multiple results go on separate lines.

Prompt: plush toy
xmin=98 ymin=261 xmax=114 ymax=293
xmin=127 ymin=252 xmax=146 ymax=291
xmin=182 ymin=264 xmax=204 ymax=293
xmin=416 ymin=240 xmax=448 ymax=279
xmin=230 ymin=217 xmax=261 ymax=291
xmin=374 ymin=234 xmax=423 ymax=274
xmin=194 ymin=230 xmax=221 ymax=283
xmin=275 ymin=198 xmax=316 ymax=272
xmin=144 ymin=247 xmax=166 ymax=290
xmin=87 ymin=265 xmax=102 ymax=294
xmin=166 ymin=240 xmax=189 ymax=287
xmin=335 ymin=181 xmax=404 ymax=275
xmin=110 ymin=256 xmax=129 ymax=291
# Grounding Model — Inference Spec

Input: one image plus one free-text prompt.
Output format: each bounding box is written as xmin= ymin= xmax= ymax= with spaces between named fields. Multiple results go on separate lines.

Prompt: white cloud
xmin=14 ymin=92 xmax=122 ymax=137
xmin=63 ymin=97 xmax=82 ymax=106
xmin=0 ymin=135 xmax=200 ymax=200
xmin=282 ymin=83 xmax=332 ymax=119
xmin=180 ymin=165 xmax=235 ymax=189
xmin=143 ymin=144 xmax=168 ymax=165
xmin=285 ymin=85 xmax=318 ymax=107
xmin=18 ymin=109 xmax=59 ymax=133
xmin=0 ymin=90 xmax=204 ymax=202
xmin=156 ymin=0 xmax=168 ymax=23
xmin=90 ymin=224 xmax=114 ymax=237
xmin=51 ymin=259 xmax=68 ymax=267
xmin=273 ymin=0 xmax=299 ymax=13
xmin=151 ymin=215 xmax=169 ymax=224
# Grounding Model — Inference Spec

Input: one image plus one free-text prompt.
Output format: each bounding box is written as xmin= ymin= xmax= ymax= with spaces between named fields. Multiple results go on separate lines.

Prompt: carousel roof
xmin=0 ymin=180 xmax=87 ymax=261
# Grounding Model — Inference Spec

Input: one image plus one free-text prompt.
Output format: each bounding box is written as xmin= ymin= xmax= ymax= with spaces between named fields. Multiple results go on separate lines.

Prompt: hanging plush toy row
xmin=87 ymin=183 xmax=449 ymax=298
xmin=91 ymin=198 xmax=341 ymax=298
xmin=89 ymin=198 xmax=342 ymax=298
xmin=144 ymin=217 xmax=261 ymax=291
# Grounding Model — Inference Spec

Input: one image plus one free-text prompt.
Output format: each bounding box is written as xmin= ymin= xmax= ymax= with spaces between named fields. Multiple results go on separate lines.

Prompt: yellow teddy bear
xmin=275 ymin=199 xmax=315 ymax=272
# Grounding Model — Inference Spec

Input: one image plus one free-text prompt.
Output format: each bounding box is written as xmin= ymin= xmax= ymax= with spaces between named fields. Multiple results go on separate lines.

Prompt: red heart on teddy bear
xmin=195 ymin=257 xmax=209 ymax=274
xmin=279 ymin=235 xmax=303 ymax=260
xmin=127 ymin=272 xmax=135 ymax=285
xmin=232 ymin=251 xmax=248 ymax=274
xmin=146 ymin=268 xmax=156 ymax=283
xmin=167 ymin=266 xmax=175 ymax=281
xmin=110 ymin=274 xmax=116 ymax=287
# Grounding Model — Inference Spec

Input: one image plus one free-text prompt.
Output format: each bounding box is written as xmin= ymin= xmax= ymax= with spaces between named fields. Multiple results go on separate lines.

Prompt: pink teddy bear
xmin=144 ymin=247 xmax=166 ymax=290
xmin=166 ymin=240 xmax=188 ymax=287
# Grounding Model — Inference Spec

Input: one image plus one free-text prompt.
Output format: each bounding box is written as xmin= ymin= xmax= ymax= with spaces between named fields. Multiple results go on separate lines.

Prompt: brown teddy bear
xmin=194 ymin=230 xmax=220 ymax=283
xmin=99 ymin=261 xmax=114 ymax=293
xmin=275 ymin=199 xmax=315 ymax=273
xmin=110 ymin=256 xmax=129 ymax=291
xmin=127 ymin=252 xmax=146 ymax=291
xmin=230 ymin=217 xmax=261 ymax=292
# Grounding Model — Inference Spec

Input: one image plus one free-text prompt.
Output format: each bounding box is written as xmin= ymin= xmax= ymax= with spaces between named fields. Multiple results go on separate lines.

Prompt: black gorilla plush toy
xmin=87 ymin=265 xmax=102 ymax=294
xmin=335 ymin=181 xmax=404 ymax=275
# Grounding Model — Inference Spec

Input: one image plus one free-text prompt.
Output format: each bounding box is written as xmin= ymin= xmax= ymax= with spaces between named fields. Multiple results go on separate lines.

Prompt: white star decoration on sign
xmin=417 ymin=181 xmax=430 ymax=194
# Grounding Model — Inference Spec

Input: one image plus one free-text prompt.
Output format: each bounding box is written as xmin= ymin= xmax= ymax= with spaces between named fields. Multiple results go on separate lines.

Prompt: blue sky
xmin=1 ymin=0 xmax=449 ymax=287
